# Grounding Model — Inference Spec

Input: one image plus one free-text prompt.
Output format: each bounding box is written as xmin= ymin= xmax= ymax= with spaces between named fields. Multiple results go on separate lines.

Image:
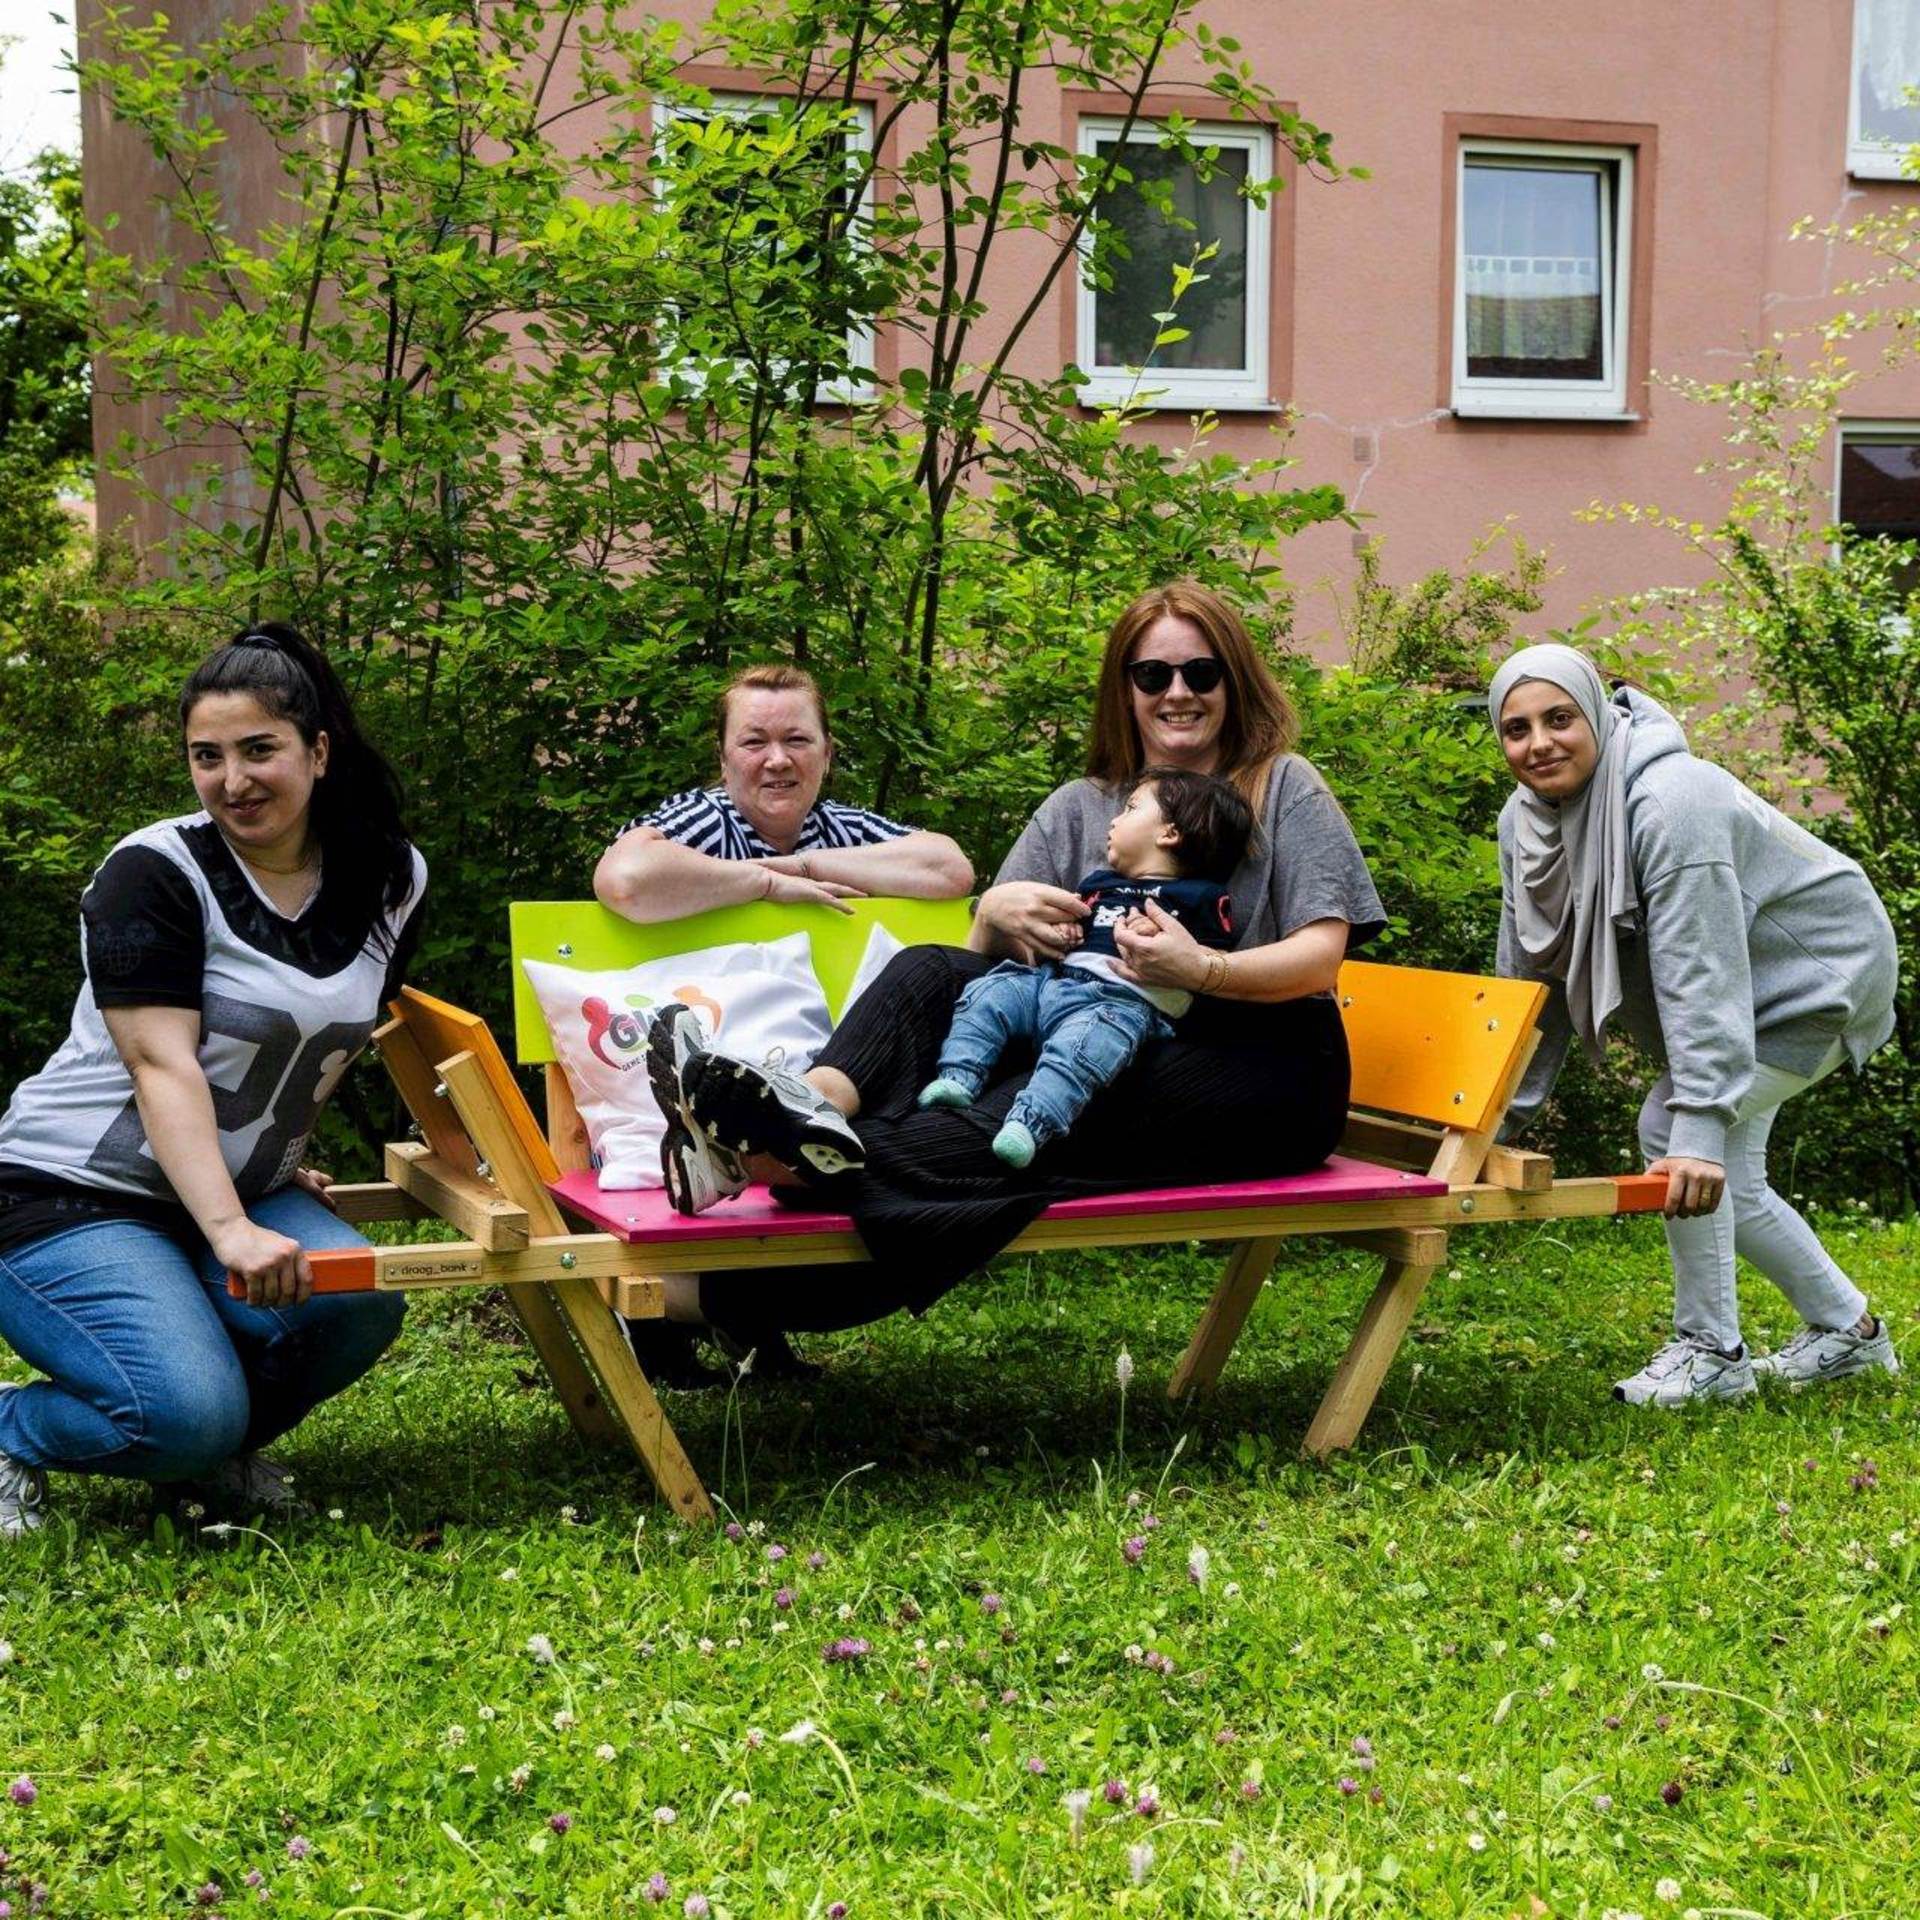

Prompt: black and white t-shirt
xmin=0 ymin=814 xmax=426 ymax=1256
xmin=620 ymin=786 xmax=911 ymax=861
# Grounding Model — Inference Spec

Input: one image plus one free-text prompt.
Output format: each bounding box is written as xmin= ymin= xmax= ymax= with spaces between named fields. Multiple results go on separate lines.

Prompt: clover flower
xmin=1655 ymin=1877 xmax=1682 ymax=1903
xmin=1659 ymin=1780 xmax=1684 ymax=1806
xmin=774 ymin=1588 xmax=794 ymax=1610
xmin=828 ymin=1904 xmax=848 ymax=1919
xmin=285 ymin=1837 xmax=312 ymax=1860
xmin=823 ymin=1637 xmax=871 ymax=1664
xmin=1134 ymin=1787 xmax=1160 ymax=1818
xmin=654 ymin=1805 xmax=678 ymax=1825
xmin=643 ymin=1872 xmax=670 ymax=1904
xmin=195 ymin=1883 xmax=222 ymax=1906
xmin=1122 ymin=1536 xmax=1146 ymax=1565
xmin=766 ymin=1543 xmax=788 ymax=1563
xmin=683 ymin=1897 xmax=710 ymax=1919
xmin=1064 ymin=1789 xmax=1091 ymax=1842
xmin=725 ymin=1523 xmax=745 ymax=1542
xmin=1025 ymin=1756 xmax=1046 ymax=1776
xmin=1103 ymin=1778 xmax=1127 ymax=1804
xmin=549 ymin=1812 xmax=573 ymax=1835
xmin=808 ymin=1550 xmax=827 ymax=1571
xmin=526 ymin=1634 xmax=557 ymax=1665
xmin=6 ymin=1780 xmax=34 ymax=1807
xmin=980 ymin=1593 xmax=1004 ymax=1616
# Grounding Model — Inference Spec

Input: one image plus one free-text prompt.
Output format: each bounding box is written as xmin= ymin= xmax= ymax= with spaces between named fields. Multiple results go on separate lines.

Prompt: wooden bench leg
xmin=1169 ymin=1236 xmax=1282 ymax=1399
xmin=504 ymin=1287 xmax=625 ymax=1447
xmin=546 ymin=1274 xmax=715 ymax=1526
xmin=1302 ymin=1255 xmax=1439 ymax=1458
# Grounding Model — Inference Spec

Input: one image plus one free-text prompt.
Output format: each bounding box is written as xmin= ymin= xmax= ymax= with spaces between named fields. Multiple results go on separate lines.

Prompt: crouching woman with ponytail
xmin=0 ymin=625 xmax=425 ymax=1534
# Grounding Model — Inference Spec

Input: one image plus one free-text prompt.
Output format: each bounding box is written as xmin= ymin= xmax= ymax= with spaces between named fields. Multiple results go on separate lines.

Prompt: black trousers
xmin=701 ymin=946 xmax=1351 ymax=1333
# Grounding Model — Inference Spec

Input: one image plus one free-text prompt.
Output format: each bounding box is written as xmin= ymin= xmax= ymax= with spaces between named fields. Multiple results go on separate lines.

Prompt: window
xmin=1849 ymin=0 xmax=1920 ymax=179
xmin=1451 ymin=140 xmax=1633 ymax=419
xmin=1836 ymin=422 xmax=1920 ymax=598
xmin=651 ymin=94 xmax=875 ymax=401
xmin=1074 ymin=117 xmax=1274 ymax=410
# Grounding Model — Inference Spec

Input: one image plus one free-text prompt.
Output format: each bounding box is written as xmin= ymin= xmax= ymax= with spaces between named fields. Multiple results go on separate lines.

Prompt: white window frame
xmin=1847 ymin=0 xmax=1920 ymax=180
xmin=1834 ymin=418 xmax=1920 ymax=636
xmin=1073 ymin=116 xmax=1274 ymax=411
xmin=1451 ymin=139 xmax=1634 ymax=422
xmin=650 ymin=93 xmax=876 ymax=404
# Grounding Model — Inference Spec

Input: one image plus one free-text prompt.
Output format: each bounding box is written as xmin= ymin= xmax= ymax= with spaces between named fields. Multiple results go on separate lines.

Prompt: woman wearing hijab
xmin=1488 ymin=643 xmax=1900 ymax=1407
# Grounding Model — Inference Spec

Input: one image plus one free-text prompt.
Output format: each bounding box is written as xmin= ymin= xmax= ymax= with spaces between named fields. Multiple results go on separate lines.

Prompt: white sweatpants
xmin=1637 ymin=1043 xmax=1866 ymax=1355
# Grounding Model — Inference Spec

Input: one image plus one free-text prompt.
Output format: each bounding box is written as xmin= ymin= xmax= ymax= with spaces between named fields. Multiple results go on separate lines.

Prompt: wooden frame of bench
xmin=272 ymin=899 xmax=1664 ymax=1523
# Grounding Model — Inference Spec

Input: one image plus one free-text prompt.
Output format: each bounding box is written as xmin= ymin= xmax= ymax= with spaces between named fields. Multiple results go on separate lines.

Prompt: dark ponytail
xmin=179 ymin=623 xmax=414 ymax=951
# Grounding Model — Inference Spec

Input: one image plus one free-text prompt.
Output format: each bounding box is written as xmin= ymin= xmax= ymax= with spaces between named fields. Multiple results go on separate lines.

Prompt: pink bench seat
xmin=551 ymin=1155 xmax=1448 ymax=1246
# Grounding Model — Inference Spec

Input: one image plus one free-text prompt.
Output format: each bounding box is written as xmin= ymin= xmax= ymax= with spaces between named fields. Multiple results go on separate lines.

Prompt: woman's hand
xmin=972 ymin=882 xmax=1089 ymax=962
xmin=1647 ymin=1155 xmax=1726 ymax=1219
xmin=755 ymin=857 xmax=865 ymax=914
xmin=291 ymin=1166 xmax=338 ymax=1212
xmin=213 ymin=1219 xmax=314 ymax=1309
xmin=1112 ymin=898 xmax=1208 ymax=991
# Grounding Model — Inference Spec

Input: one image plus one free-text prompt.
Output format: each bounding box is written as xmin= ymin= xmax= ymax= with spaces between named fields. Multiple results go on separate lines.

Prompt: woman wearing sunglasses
xmin=654 ymin=579 xmax=1385 ymax=1327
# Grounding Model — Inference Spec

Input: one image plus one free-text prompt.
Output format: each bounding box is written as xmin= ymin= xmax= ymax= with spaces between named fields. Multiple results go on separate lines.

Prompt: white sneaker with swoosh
xmin=1613 ymin=1337 xmax=1756 ymax=1407
xmin=1752 ymin=1318 xmax=1899 ymax=1390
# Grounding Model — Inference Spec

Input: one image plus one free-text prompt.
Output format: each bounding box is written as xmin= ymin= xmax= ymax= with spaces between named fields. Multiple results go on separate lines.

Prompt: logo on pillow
xmin=581 ymin=985 xmax=725 ymax=1070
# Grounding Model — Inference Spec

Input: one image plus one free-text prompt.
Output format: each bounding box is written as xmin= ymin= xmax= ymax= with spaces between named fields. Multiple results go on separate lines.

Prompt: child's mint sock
xmin=918 ymin=1077 xmax=977 ymax=1110
xmin=992 ymin=1120 xmax=1036 ymax=1169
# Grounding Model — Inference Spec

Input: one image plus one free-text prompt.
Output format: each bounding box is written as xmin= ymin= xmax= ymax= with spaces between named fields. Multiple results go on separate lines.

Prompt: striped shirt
xmin=621 ymin=786 xmax=912 ymax=862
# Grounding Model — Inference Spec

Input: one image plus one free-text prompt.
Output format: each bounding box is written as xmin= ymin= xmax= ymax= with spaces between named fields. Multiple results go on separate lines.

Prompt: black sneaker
xmin=623 ymin=1317 xmax=729 ymax=1391
xmin=648 ymin=1005 xmax=750 ymax=1215
xmin=682 ymin=1043 xmax=866 ymax=1180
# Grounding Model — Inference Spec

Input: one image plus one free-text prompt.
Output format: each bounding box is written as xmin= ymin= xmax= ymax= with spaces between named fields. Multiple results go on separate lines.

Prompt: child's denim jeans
xmin=934 ymin=960 xmax=1173 ymax=1147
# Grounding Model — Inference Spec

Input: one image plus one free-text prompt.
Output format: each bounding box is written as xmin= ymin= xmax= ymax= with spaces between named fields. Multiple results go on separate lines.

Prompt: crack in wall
xmin=1292 ymin=407 xmax=1450 ymax=510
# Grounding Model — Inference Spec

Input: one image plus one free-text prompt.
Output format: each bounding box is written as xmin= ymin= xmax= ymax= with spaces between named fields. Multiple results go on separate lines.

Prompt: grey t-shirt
xmin=993 ymin=759 xmax=1387 ymax=951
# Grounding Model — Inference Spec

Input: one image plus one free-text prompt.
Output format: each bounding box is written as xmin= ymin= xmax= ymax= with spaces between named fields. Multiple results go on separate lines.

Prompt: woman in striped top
xmin=592 ymin=663 xmax=971 ymax=1385
xmin=594 ymin=664 xmax=971 ymax=922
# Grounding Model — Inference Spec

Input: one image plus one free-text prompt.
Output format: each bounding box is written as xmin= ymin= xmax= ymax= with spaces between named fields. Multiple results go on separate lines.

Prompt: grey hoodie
xmin=1499 ymin=688 xmax=1898 ymax=1165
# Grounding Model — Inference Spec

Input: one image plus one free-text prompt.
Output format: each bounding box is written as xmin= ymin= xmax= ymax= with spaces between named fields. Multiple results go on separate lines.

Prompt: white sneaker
xmin=0 ymin=1385 xmax=49 ymax=1537
xmin=1753 ymin=1317 xmax=1900 ymax=1391
xmin=1614 ymin=1337 xmax=1756 ymax=1408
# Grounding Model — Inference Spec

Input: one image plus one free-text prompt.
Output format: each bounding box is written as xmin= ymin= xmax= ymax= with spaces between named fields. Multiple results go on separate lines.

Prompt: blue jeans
xmin=0 ymin=1187 xmax=406 ymax=1481
xmin=935 ymin=961 xmax=1173 ymax=1147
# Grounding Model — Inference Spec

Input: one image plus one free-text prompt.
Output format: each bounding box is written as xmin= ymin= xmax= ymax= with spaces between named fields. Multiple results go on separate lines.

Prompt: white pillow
xmin=841 ymin=920 xmax=906 ymax=1017
xmin=523 ymin=932 xmax=832 ymax=1190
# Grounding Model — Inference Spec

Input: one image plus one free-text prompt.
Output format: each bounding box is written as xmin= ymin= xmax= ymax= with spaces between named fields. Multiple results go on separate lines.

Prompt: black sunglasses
xmin=1125 ymin=656 xmax=1225 ymax=696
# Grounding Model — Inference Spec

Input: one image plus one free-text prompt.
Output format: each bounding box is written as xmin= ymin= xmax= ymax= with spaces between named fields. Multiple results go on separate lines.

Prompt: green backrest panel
xmin=509 ymin=897 xmax=974 ymax=1065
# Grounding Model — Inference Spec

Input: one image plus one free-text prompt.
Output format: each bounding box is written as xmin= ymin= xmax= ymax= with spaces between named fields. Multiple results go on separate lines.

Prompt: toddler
xmin=920 ymin=767 xmax=1254 ymax=1166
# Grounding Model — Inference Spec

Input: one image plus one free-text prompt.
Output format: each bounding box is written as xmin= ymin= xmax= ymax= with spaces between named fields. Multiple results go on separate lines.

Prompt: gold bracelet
xmin=1203 ymin=950 xmax=1229 ymax=995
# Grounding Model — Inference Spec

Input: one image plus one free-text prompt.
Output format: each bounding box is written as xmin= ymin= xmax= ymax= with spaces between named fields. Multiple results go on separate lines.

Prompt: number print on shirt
xmin=83 ymin=996 xmax=371 ymax=1198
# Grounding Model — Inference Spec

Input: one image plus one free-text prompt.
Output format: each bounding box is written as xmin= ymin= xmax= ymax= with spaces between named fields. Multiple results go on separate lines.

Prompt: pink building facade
xmin=83 ymin=0 xmax=1920 ymax=643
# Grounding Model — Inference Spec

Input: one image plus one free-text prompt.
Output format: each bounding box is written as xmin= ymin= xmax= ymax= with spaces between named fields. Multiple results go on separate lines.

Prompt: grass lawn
xmin=1 ymin=1209 xmax=1915 ymax=1918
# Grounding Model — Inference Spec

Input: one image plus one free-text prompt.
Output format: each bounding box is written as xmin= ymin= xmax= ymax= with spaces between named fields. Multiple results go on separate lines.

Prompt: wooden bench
xmin=270 ymin=898 xmax=1663 ymax=1523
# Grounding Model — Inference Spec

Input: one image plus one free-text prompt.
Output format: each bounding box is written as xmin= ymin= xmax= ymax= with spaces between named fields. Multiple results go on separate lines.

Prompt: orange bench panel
xmin=1338 ymin=960 xmax=1547 ymax=1137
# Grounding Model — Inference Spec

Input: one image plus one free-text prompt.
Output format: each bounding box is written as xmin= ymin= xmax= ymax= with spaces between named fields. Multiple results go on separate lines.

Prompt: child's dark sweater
xmin=1065 ymin=867 xmax=1235 ymax=1015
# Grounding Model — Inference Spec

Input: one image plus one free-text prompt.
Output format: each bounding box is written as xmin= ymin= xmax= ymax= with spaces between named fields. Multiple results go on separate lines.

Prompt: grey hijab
xmin=1487 ymin=643 xmax=1638 ymax=1060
